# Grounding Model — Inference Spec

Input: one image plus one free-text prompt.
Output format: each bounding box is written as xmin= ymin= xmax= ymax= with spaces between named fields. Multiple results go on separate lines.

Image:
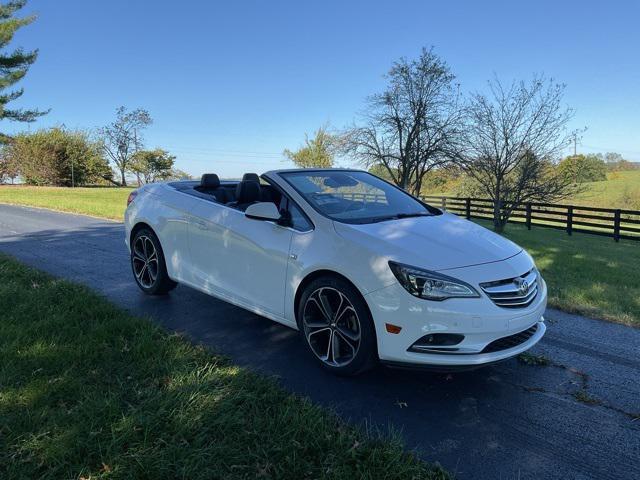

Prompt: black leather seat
xmin=198 ymin=174 xmax=230 ymax=203
xmin=242 ymin=173 xmax=260 ymax=184
xmin=231 ymin=180 xmax=261 ymax=210
xmin=243 ymin=172 xmax=275 ymax=202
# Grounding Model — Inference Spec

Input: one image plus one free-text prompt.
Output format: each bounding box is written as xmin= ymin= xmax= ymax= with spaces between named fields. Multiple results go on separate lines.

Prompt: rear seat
xmin=198 ymin=173 xmax=231 ymax=203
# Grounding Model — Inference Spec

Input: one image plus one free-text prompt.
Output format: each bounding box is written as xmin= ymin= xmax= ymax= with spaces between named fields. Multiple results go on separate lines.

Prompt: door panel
xmin=188 ymin=201 xmax=293 ymax=316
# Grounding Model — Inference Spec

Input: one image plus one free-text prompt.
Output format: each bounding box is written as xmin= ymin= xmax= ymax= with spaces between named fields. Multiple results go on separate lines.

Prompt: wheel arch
xmin=129 ymin=221 xmax=155 ymax=247
xmin=293 ymin=269 xmax=372 ymax=326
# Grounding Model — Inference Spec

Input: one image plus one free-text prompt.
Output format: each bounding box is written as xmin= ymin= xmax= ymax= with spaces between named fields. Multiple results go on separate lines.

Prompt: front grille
xmin=480 ymin=268 xmax=539 ymax=308
xmin=481 ymin=324 xmax=539 ymax=354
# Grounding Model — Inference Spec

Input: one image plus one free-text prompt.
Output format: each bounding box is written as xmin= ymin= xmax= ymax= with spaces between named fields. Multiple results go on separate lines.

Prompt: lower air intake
xmin=480 ymin=324 xmax=539 ymax=354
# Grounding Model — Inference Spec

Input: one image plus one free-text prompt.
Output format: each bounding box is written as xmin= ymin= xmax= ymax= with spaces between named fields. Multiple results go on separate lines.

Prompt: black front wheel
xmin=131 ymin=228 xmax=177 ymax=295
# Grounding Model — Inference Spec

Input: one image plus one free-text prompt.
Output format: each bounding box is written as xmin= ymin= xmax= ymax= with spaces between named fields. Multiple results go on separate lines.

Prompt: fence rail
xmin=421 ymin=195 xmax=640 ymax=242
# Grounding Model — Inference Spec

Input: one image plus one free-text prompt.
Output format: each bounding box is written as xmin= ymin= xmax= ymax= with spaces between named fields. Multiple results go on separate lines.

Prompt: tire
xmin=297 ymin=275 xmax=377 ymax=376
xmin=130 ymin=227 xmax=177 ymax=295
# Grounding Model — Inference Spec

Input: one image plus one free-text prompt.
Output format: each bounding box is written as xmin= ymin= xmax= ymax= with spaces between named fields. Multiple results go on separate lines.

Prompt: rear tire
xmin=130 ymin=227 xmax=177 ymax=295
xmin=297 ymin=275 xmax=377 ymax=376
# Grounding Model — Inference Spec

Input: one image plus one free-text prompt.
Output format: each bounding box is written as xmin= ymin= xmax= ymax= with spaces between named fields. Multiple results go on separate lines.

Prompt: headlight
xmin=388 ymin=261 xmax=480 ymax=301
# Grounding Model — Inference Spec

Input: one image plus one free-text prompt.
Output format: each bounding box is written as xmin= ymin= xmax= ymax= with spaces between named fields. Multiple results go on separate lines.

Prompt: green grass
xmin=490 ymin=221 xmax=640 ymax=327
xmin=426 ymin=170 xmax=640 ymax=210
xmin=0 ymin=254 xmax=447 ymax=480
xmin=0 ymin=185 xmax=132 ymax=220
xmin=572 ymin=170 xmax=640 ymax=210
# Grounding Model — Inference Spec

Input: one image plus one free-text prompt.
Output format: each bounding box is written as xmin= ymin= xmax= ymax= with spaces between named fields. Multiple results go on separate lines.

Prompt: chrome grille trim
xmin=480 ymin=268 xmax=539 ymax=308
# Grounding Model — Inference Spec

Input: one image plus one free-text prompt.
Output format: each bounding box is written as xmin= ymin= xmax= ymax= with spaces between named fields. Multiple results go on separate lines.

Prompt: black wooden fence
xmin=421 ymin=195 xmax=640 ymax=242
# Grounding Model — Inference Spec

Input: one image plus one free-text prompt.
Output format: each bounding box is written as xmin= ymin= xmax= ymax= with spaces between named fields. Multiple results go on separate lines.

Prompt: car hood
xmin=333 ymin=212 xmax=522 ymax=271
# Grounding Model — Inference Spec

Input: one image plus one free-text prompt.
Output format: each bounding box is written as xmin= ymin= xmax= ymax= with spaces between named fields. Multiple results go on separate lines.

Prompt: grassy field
xmin=572 ymin=170 xmax=640 ymax=210
xmin=491 ymin=221 xmax=639 ymax=326
xmin=0 ymin=185 xmax=131 ymax=220
xmin=426 ymin=170 xmax=640 ymax=210
xmin=0 ymin=254 xmax=447 ymax=480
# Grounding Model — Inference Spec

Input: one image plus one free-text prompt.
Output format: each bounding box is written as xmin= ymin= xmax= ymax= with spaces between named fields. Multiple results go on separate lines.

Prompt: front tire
xmin=130 ymin=228 xmax=177 ymax=295
xmin=297 ymin=276 xmax=377 ymax=376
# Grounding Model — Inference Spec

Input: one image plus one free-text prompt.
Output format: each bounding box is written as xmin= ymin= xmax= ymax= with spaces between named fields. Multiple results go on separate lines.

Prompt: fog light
xmin=408 ymin=333 xmax=465 ymax=353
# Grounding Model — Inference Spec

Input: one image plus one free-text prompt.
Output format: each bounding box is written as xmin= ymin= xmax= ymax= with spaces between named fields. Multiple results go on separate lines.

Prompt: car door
xmin=188 ymin=199 xmax=293 ymax=317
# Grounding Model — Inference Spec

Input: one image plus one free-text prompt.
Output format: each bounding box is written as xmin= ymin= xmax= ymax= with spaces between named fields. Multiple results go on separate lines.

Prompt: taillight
xmin=127 ymin=190 xmax=138 ymax=207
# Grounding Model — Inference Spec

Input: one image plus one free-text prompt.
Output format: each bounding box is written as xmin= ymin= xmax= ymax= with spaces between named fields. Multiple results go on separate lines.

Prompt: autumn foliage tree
xmin=284 ymin=126 xmax=336 ymax=168
xmin=4 ymin=127 xmax=112 ymax=186
xmin=130 ymin=148 xmax=176 ymax=184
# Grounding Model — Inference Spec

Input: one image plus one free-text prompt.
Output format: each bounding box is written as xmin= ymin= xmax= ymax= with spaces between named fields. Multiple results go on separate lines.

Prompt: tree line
xmin=0 ymin=107 xmax=189 ymax=188
xmin=284 ymin=48 xmax=638 ymax=231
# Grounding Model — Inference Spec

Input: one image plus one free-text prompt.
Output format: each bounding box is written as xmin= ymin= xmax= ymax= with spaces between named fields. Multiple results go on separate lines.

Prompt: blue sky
xmin=6 ymin=0 xmax=640 ymax=177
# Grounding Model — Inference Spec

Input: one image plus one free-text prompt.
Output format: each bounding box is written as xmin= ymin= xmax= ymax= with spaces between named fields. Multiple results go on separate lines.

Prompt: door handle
xmin=194 ymin=219 xmax=207 ymax=230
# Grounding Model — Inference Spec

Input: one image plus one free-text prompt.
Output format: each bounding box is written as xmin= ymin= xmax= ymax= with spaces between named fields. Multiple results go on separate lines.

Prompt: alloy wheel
xmin=302 ymin=287 xmax=361 ymax=367
xmin=132 ymin=235 xmax=159 ymax=289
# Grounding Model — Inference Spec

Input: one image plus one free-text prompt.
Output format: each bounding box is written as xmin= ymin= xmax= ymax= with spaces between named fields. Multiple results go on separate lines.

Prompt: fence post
xmin=441 ymin=197 xmax=447 ymax=211
xmin=525 ymin=203 xmax=532 ymax=230
xmin=567 ymin=206 xmax=573 ymax=236
xmin=614 ymin=209 xmax=621 ymax=242
xmin=465 ymin=197 xmax=471 ymax=219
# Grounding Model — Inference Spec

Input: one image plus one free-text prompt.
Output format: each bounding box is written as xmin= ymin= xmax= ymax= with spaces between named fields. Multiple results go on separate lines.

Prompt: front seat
xmin=242 ymin=172 xmax=260 ymax=184
xmin=231 ymin=180 xmax=261 ymax=211
xmin=243 ymin=172 xmax=274 ymax=202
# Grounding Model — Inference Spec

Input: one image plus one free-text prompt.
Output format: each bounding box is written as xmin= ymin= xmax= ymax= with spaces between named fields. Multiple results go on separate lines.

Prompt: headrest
xmin=242 ymin=172 xmax=260 ymax=184
xmin=235 ymin=180 xmax=261 ymax=204
xmin=200 ymin=173 xmax=220 ymax=189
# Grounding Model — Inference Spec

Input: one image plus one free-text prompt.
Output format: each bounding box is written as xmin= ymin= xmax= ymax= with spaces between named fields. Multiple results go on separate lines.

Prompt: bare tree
xmin=456 ymin=76 xmax=579 ymax=232
xmin=100 ymin=106 xmax=152 ymax=186
xmin=342 ymin=48 xmax=463 ymax=196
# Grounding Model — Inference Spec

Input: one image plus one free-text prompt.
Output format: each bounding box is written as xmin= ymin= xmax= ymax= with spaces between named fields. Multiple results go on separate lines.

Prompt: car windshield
xmin=280 ymin=170 xmax=435 ymax=224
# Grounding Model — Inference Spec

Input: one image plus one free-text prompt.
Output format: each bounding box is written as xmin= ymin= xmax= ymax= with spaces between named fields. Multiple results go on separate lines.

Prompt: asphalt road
xmin=1 ymin=203 xmax=639 ymax=480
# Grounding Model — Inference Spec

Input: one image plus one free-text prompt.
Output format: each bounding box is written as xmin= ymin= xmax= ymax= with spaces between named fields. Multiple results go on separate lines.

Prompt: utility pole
xmin=71 ymin=157 xmax=74 ymax=188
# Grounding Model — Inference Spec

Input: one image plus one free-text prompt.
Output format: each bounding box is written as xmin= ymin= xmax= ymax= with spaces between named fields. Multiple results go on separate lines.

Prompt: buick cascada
xmin=125 ymin=169 xmax=546 ymax=375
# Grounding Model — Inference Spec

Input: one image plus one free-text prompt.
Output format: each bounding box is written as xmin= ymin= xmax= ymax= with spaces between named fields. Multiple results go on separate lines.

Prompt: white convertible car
xmin=125 ymin=169 xmax=547 ymax=375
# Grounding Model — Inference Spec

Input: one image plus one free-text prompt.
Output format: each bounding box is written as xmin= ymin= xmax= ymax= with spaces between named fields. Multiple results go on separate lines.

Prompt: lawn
xmin=572 ymin=170 xmax=640 ymax=210
xmin=426 ymin=170 xmax=640 ymax=210
xmin=0 ymin=185 xmax=132 ymax=220
xmin=490 ymin=220 xmax=640 ymax=327
xmin=0 ymin=254 xmax=447 ymax=480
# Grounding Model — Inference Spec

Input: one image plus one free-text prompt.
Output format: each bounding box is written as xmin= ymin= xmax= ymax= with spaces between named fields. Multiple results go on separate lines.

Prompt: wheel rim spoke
xmin=302 ymin=286 xmax=361 ymax=368
xmin=334 ymin=330 xmax=356 ymax=355
xmin=307 ymin=296 xmax=331 ymax=326
xmin=132 ymin=235 xmax=158 ymax=289
xmin=336 ymin=325 xmax=360 ymax=345
xmin=316 ymin=290 xmax=334 ymax=323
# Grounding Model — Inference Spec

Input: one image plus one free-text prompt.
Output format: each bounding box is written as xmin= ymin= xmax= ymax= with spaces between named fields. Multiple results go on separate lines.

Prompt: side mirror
xmin=245 ymin=202 xmax=281 ymax=222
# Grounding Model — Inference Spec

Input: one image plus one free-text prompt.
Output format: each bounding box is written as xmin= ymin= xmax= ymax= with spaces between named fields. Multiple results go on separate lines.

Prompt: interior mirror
xmin=245 ymin=202 xmax=281 ymax=222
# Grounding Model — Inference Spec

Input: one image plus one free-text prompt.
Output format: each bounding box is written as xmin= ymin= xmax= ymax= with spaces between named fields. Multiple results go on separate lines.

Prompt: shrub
xmin=4 ymin=127 xmax=112 ymax=186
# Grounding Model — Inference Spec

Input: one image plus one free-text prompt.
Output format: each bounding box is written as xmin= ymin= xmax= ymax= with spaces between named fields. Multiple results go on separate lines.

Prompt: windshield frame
xmin=277 ymin=169 xmax=441 ymax=224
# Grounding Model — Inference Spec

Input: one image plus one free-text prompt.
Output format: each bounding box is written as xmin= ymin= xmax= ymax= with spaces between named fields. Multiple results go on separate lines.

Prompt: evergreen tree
xmin=0 ymin=0 xmax=47 ymax=140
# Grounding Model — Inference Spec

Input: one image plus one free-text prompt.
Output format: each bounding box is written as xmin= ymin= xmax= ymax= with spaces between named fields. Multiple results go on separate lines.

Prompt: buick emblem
xmin=514 ymin=278 xmax=529 ymax=296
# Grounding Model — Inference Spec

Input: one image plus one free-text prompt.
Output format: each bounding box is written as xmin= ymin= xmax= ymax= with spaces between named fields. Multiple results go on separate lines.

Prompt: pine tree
xmin=0 ymin=0 xmax=47 ymax=140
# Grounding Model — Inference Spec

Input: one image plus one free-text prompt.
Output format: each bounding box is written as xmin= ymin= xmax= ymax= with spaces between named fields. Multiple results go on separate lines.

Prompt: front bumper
xmin=364 ymin=255 xmax=548 ymax=367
